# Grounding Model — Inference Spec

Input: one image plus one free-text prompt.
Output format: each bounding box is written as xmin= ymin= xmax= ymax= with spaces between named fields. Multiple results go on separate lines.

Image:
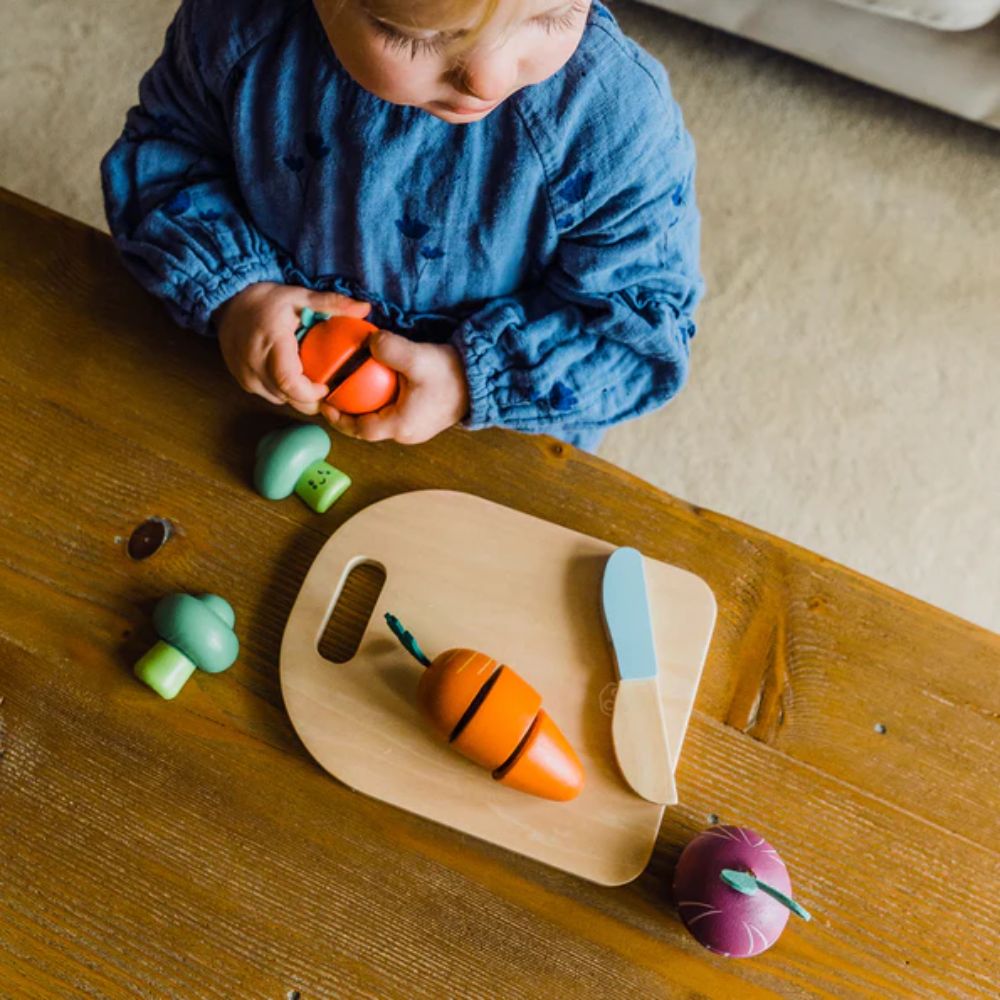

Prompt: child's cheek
xmin=343 ymin=44 xmax=440 ymax=108
xmin=527 ymin=29 xmax=588 ymax=87
xmin=377 ymin=61 xmax=439 ymax=106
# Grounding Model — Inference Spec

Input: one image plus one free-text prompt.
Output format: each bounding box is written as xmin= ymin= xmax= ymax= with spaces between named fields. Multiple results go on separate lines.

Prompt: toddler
xmin=102 ymin=0 xmax=703 ymax=450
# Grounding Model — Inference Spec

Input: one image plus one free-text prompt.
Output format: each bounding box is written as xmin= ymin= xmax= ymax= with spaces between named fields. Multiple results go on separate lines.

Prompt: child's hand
xmin=323 ymin=332 xmax=469 ymax=445
xmin=215 ymin=282 xmax=372 ymax=414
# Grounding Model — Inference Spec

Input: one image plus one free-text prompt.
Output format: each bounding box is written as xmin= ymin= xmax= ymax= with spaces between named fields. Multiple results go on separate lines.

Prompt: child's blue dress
xmin=101 ymin=0 xmax=703 ymax=450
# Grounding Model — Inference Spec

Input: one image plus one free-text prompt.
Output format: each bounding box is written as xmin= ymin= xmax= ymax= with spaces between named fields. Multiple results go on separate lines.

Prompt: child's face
xmin=315 ymin=0 xmax=590 ymax=122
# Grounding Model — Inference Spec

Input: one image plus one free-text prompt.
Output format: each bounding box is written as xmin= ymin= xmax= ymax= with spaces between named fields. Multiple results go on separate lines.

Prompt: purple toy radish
xmin=673 ymin=826 xmax=811 ymax=958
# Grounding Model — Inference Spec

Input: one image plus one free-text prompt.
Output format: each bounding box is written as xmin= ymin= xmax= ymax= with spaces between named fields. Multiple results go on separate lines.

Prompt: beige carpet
xmin=3 ymin=0 xmax=998 ymax=631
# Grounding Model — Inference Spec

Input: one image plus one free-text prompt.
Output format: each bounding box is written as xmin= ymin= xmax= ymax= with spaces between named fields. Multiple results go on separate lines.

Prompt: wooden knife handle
xmin=611 ymin=677 xmax=677 ymax=805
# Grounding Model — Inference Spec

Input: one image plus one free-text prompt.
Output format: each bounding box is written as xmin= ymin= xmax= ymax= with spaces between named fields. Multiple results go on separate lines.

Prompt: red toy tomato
xmin=299 ymin=315 xmax=398 ymax=415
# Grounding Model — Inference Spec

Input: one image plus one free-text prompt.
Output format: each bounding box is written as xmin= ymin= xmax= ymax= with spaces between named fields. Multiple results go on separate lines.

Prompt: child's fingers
xmin=306 ymin=290 xmax=372 ymax=319
xmin=285 ymin=397 xmax=322 ymax=416
xmin=240 ymin=376 xmax=285 ymax=406
xmin=321 ymin=403 xmax=359 ymax=438
xmin=267 ymin=337 xmax=329 ymax=404
xmin=368 ymin=331 xmax=425 ymax=379
xmin=220 ymin=340 xmax=281 ymax=404
xmin=354 ymin=408 xmax=399 ymax=443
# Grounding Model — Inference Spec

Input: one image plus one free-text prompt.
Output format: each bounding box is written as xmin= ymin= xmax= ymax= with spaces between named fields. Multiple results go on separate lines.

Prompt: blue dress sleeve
xmin=451 ymin=79 xmax=703 ymax=452
xmin=100 ymin=0 xmax=284 ymax=334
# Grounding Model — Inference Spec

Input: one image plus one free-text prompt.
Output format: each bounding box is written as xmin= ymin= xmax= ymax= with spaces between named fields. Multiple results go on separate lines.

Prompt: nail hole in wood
xmin=127 ymin=518 xmax=172 ymax=560
xmin=319 ymin=561 xmax=387 ymax=664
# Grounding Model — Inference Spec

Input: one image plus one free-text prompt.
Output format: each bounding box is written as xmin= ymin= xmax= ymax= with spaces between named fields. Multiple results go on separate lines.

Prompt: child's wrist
xmin=212 ymin=282 xmax=273 ymax=333
xmin=211 ymin=299 xmax=232 ymax=334
xmin=211 ymin=290 xmax=244 ymax=334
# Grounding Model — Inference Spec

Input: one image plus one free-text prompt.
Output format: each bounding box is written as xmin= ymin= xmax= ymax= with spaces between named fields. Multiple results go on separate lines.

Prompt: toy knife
xmin=601 ymin=547 xmax=677 ymax=805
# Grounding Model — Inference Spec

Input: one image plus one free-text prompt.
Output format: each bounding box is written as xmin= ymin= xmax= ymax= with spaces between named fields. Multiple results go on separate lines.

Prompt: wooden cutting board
xmin=281 ymin=490 xmax=717 ymax=885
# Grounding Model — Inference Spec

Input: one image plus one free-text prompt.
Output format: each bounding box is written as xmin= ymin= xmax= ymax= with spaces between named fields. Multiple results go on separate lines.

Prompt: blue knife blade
xmin=602 ymin=547 xmax=659 ymax=681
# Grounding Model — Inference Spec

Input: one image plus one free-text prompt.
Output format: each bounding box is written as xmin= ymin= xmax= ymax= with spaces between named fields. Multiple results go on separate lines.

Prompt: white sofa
xmin=638 ymin=0 xmax=1000 ymax=128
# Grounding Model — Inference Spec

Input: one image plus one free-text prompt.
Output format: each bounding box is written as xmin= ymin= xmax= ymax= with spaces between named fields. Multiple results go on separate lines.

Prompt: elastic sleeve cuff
xmin=451 ymin=313 xmax=507 ymax=430
xmin=453 ymin=318 xmax=605 ymax=452
xmin=182 ymin=257 xmax=285 ymax=335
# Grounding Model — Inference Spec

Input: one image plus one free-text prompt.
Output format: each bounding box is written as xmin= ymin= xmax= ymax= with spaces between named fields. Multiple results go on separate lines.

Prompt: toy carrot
xmin=386 ymin=614 xmax=584 ymax=802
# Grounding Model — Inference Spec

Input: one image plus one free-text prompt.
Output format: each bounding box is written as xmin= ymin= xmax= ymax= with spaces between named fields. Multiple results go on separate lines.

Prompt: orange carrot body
xmin=417 ymin=648 xmax=585 ymax=801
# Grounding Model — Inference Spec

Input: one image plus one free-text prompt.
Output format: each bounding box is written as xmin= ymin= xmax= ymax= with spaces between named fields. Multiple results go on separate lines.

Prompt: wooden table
xmin=1 ymin=188 xmax=997 ymax=999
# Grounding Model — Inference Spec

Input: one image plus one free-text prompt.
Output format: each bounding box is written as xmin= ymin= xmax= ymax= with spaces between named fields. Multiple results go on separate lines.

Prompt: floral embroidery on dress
xmin=162 ymin=188 xmax=225 ymax=225
xmin=558 ymin=170 xmax=592 ymax=204
xmin=556 ymin=169 xmax=593 ymax=228
xmin=395 ymin=214 xmax=445 ymax=296
xmin=395 ymin=215 xmax=430 ymax=241
xmin=164 ymin=190 xmax=192 ymax=216
xmin=548 ymin=381 xmax=578 ymax=412
xmin=159 ymin=161 xmax=225 ymax=223
xmin=282 ymin=131 xmax=331 ymax=201
xmin=304 ymin=131 xmax=331 ymax=160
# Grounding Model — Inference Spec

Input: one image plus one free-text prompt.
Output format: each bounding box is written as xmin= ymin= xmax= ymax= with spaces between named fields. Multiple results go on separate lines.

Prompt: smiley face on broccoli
xmin=306 ymin=465 xmax=334 ymax=493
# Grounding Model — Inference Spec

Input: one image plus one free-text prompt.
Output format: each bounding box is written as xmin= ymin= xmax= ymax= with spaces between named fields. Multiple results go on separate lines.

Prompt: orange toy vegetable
xmin=298 ymin=314 xmax=398 ymax=415
xmin=386 ymin=614 xmax=585 ymax=801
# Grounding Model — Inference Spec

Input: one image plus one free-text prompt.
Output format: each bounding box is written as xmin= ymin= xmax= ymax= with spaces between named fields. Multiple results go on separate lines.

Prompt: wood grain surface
xmin=1 ymin=188 xmax=998 ymax=999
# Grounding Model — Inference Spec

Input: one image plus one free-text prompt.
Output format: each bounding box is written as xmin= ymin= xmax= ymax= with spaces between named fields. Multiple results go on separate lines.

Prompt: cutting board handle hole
xmin=318 ymin=559 xmax=387 ymax=664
